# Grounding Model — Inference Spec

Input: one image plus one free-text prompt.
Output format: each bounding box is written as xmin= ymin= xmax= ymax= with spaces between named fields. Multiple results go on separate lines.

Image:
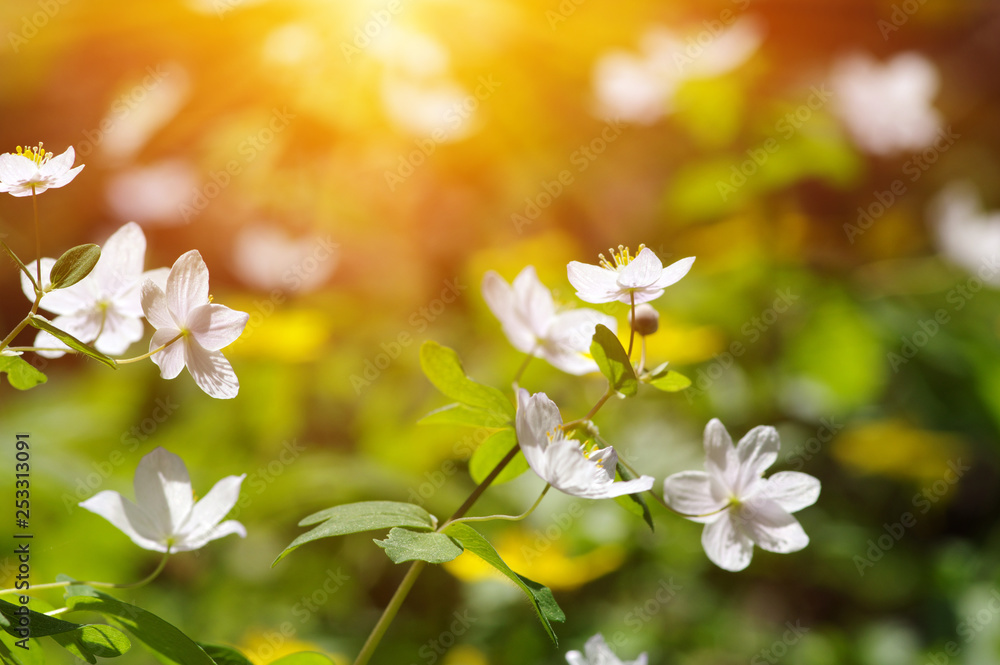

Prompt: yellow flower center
xmin=598 ymin=244 xmax=645 ymax=271
xmin=15 ymin=143 xmax=50 ymax=167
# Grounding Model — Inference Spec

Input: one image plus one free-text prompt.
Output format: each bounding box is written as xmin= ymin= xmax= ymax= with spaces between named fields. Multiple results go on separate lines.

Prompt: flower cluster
xmin=485 ymin=245 xmax=821 ymax=572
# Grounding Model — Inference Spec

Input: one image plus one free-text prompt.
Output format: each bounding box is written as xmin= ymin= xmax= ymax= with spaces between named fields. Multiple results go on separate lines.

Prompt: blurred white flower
xmin=663 ymin=419 xmax=820 ymax=572
xmin=516 ymin=389 xmax=654 ymax=499
xmin=931 ymin=182 xmax=1000 ymax=286
xmin=482 ymin=266 xmax=615 ymax=375
xmin=80 ymin=447 xmax=246 ymax=553
xmin=0 ymin=144 xmax=84 ymax=197
xmin=568 ymin=245 xmax=694 ymax=305
xmin=830 ymin=51 xmax=941 ymax=156
xmin=232 ymin=225 xmax=338 ymax=293
xmin=106 ymin=159 xmax=199 ymax=226
xmin=141 ymin=250 xmax=249 ymax=399
xmin=566 ymin=633 xmax=647 ymax=665
xmin=20 ymin=223 xmax=168 ymax=358
xmin=593 ymin=17 xmax=764 ymax=124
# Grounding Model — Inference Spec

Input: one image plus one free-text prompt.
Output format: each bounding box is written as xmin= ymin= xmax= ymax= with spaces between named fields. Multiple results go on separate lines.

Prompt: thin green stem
xmin=32 ymin=187 xmax=40 ymax=290
xmin=0 ymin=552 xmax=170 ymax=596
xmin=512 ymin=348 xmax=537 ymax=387
xmin=352 ymin=561 xmax=427 ymax=665
xmin=637 ymin=336 xmax=647 ymax=376
xmin=625 ymin=292 xmax=636 ymax=359
xmin=447 ymin=484 xmax=551 ymax=526
xmin=561 ymin=386 xmax=614 ymax=432
xmin=116 ymin=333 xmax=184 ymax=365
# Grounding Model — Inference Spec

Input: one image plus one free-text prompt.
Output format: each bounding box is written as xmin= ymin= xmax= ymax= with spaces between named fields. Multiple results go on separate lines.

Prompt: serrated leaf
xmin=590 ymin=325 xmax=638 ymax=396
xmin=614 ymin=462 xmax=654 ymax=531
xmin=274 ymin=501 xmax=436 ymax=566
xmin=443 ymin=523 xmax=564 ymax=644
xmin=26 ymin=316 xmax=116 ymax=368
xmin=270 ymin=653 xmax=338 ymax=665
xmin=375 ymin=527 xmax=464 ymax=564
xmin=51 ymin=625 xmax=131 ymax=663
xmin=49 ymin=244 xmax=100 ymax=290
xmin=650 ymin=371 xmax=691 ymax=392
xmin=63 ymin=585 xmax=215 ymax=665
xmin=0 ymin=355 xmax=46 ymax=390
xmin=418 ymin=403 xmax=510 ymax=429
xmin=199 ymin=643 xmax=254 ymax=665
xmin=420 ymin=341 xmax=514 ymax=417
xmin=469 ymin=428 xmax=529 ymax=485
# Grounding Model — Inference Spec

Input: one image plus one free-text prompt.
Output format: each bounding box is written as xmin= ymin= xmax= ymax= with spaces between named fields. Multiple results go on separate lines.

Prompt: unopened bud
xmin=631 ymin=304 xmax=659 ymax=336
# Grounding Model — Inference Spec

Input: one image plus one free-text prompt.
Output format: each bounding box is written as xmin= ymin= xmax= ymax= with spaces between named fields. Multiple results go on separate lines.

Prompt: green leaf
xmin=49 ymin=244 xmax=100 ymax=290
xmin=443 ymin=523 xmax=564 ymax=644
xmin=649 ymin=371 xmax=691 ymax=392
xmin=28 ymin=315 xmax=118 ymax=369
xmin=0 ymin=632 xmax=42 ymax=665
xmin=590 ymin=325 xmax=638 ymax=396
xmin=419 ymin=341 xmax=514 ymax=417
xmin=418 ymin=403 xmax=510 ymax=429
xmin=375 ymin=527 xmax=464 ymax=564
xmin=274 ymin=501 xmax=436 ymax=566
xmin=27 ymin=317 xmax=117 ymax=368
xmin=63 ymin=585 xmax=216 ymax=665
xmin=613 ymin=462 xmax=654 ymax=531
xmin=469 ymin=428 xmax=529 ymax=485
xmin=270 ymin=653 xmax=338 ymax=665
xmin=199 ymin=643 xmax=254 ymax=665
xmin=0 ymin=355 xmax=46 ymax=390
xmin=51 ymin=625 xmax=131 ymax=663
xmin=0 ymin=598 xmax=85 ymax=638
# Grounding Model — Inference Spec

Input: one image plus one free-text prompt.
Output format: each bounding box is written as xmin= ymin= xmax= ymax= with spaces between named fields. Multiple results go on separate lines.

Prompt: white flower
xmin=830 ymin=51 xmax=941 ymax=156
xmin=482 ymin=266 xmax=616 ymax=375
xmin=566 ymin=633 xmax=647 ymax=665
xmin=663 ymin=419 xmax=820 ymax=572
xmin=20 ymin=223 xmax=168 ymax=358
xmin=516 ymin=389 xmax=654 ymax=499
xmin=930 ymin=182 xmax=1000 ymax=287
xmin=79 ymin=447 xmax=246 ymax=553
xmin=567 ymin=245 xmax=694 ymax=305
xmin=141 ymin=249 xmax=249 ymax=399
xmin=0 ymin=144 xmax=84 ymax=197
xmin=593 ymin=18 xmax=763 ymax=124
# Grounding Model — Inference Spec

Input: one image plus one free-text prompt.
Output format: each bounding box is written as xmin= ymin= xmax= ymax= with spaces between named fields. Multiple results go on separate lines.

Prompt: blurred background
xmin=2 ymin=0 xmax=1000 ymax=663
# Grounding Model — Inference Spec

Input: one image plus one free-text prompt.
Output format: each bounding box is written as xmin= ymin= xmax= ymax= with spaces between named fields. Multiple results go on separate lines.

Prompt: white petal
xmin=481 ymin=271 xmax=531 ymax=349
xmin=543 ymin=440 xmax=653 ymax=499
xmin=702 ymin=418 xmax=738 ymax=491
xmin=94 ymin=310 xmax=145 ymax=356
xmin=187 ymin=303 xmax=249 ymax=351
xmin=92 ymin=222 xmax=146 ymax=294
xmin=31 ymin=329 xmax=69 ymax=358
xmin=663 ymin=470 xmax=728 ymax=523
xmin=541 ymin=308 xmax=613 ymax=375
xmin=732 ymin=425 xmax=780 ymax=496
xmin=617 ymin=247 xmax=662 ymax=288
xmin=739 ymin=499 xmax=810 ymax=553
xmin=0 ymin=154 xmax=38 ymax=183
xmin=511 ymin=266 xmax=556 ymax=337
xmin=166 ymin=250 xmax=210 ymax=319
xmin=178 ymin=474 xmax=246 ymax=544
xmin=184 ymin=344 xmax=240 ymax=399
xmin=133 ymin=448 xmax=195 ymax=536
xmin=515 ymin=389 xmax=562 ymax=474
xmin=567 ymin=261 xmax=621 ymax=303
xmin=141 ymin=279 xmax=174 ymax=330
xmin=44 ymin=146 xmax=76 ymax=174
xmin=78 ymin=491 xmax=168 ymax=552
xmin=47 ymin=163 xmax=84 ymax=188
xmin=176 ymin=520 xmax=247 ymax=552
xmin=701 ymin=513 xmax=754 ymax=571
xmin=150 ymin=328 xmax=186 ymax=379
xmin=651 ymin=256 xmax=695 ymax=289
xmin=759 ymin=471 xmax=821 ymax=513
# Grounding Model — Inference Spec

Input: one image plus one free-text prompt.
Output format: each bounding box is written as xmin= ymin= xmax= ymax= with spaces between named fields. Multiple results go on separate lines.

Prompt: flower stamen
xmin=598 ymin=244 xmax=646 ymax=271
xmin=15 ymin=143 xmax=49 ymax=167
